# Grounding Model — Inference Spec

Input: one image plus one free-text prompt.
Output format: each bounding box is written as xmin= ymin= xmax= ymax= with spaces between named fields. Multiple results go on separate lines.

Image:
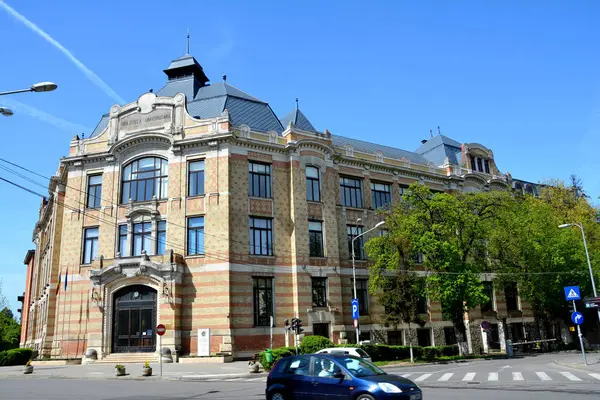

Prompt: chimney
xmin=421 ymin=139 xmax=428 ymax=144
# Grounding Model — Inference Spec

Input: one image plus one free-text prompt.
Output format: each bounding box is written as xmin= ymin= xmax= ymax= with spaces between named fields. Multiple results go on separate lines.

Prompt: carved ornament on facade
xmin=89 ymin=255 xmax=184 ymax=288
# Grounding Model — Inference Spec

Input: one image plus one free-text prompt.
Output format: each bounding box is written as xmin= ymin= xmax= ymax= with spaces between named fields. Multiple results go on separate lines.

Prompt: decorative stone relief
xmin=344 ymin=145 xmax=354 ymax=157
xmin=268 ymin=131 xmax=278 ymax=144
xmin=400 ymin=157 xmax=411 ymax=168
xmin=239 ymin=124 xmax=251 ymax=138
xmin=427 ymin=162 xmax=436 ymax=173
xmin=375 ymin=151 xmax=384 ymax=163
xmin=89 ymin=255 xmax=184 ymax=288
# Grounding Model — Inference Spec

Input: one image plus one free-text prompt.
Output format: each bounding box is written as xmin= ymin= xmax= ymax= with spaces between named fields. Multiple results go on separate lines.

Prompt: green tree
xmin=490 ymin=182 xmax=600 ymax=337
xmin=368 ymin=184 xmax=510 ymax=354
xmin=0 ymin=308 xmax=21 ymax=351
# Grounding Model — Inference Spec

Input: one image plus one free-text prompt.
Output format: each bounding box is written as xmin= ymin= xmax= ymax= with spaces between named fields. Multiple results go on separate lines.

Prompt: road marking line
xmin=589 ymin=373 xmax=600 ymax=380
xmin=512 ymin=372 xmax=524 ymax=381
xmin=560 ymin=372 xmax=581 ymax=381
xmin=463 ymin=372 xmax=476 ymax=381
xmin=401 ymin=374 xmax=413 ymax=378
xmin=536 ymin=372 xmax=552 ymax=381
xmin=438 ymin=373 xmax=453 ymax=381
xmin=488 ymin=372 xmax=498 ymax=381
xmin=414 ymin=374 xmax=432 ymax=382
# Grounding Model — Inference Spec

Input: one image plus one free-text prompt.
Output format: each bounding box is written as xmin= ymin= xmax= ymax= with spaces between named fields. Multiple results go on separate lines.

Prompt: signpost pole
xmin=269 ymin=316 xmax=273 ymax=350
xmin=573 ymin=300 xmax=588 ymax=366
xmin=159 ymin=334 xmax=163 ymax=377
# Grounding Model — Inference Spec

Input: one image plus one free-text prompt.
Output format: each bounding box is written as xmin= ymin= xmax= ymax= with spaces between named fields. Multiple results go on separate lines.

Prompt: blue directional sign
xmin=351 ymin=298 xmax=360 ymax=320
xmin=571 ymin=311 xmax=584 ymax=325
xmin=564 ymin=286 xmax=581 ymax=301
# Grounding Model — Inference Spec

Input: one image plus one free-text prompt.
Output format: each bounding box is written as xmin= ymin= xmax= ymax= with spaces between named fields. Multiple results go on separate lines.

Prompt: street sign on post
xmin=584 ymin=297 xmax=600 ymax=309
xmin=353 ymin=319 xmax=358 ymax=328
xmin=564 ymin=286 xmax=581 ymax=301
xmin=571 ymin=311 xmax=584 ymax=325
xmin=351 ymin=299 xmax=360 ymax=319
xmin=481 ymin=321 xmax=491 ymax=331
xmin=156 ymin=324 xmax=166 ymax=377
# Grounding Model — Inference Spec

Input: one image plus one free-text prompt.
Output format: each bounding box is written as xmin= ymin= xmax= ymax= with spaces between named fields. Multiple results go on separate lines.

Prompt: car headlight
xmin=378 ymin=382 xmax=402 ymax=393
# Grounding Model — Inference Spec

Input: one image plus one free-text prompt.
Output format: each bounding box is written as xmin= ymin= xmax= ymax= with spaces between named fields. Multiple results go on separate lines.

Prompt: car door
xmin=282 ymin=356 xmax=314 ymax=400
xmin=309 ymin=356 xmax=354 ymax=399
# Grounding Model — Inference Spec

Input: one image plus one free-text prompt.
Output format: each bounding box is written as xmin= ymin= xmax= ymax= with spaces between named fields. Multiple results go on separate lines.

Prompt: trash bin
xmin=506 ymin=340 xmax=513 ymax=357
xmin=265 ymin=349 xmax=273 ymax=363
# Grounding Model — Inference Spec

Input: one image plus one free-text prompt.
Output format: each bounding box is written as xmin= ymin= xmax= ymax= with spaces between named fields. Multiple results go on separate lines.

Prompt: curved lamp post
xmin=351 ymin=219 xmax=385 ymax=344
xmin=559 ymin=222 xmax=600 ymax=323
xmin=0 ymin=81 xmax=58 ymax=96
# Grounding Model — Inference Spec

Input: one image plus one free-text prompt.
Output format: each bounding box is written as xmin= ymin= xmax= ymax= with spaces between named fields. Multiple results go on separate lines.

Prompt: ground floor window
xmin=417 ymin=328 xmax=431 ymax=347
xmin=444 ymin=327 xmax=457 ymax=345
xmin=313 ymin=323 xmax=330 ymax=339
xmin=359 ymin=331 xmax=371 ymax=343
xmin=387 ymin=330 xmax=403 ymax=345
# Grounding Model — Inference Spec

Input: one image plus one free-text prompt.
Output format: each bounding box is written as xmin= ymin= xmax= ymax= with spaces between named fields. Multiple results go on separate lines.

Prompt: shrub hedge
xmin=258 ymin=335 xmax=459 ymax=370
xmin=0 ymin=348 xmax=33 ymax=366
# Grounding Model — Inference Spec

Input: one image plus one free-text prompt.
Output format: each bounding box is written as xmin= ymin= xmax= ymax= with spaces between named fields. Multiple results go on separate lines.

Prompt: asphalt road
xmin=1 ymin=378 xmax=599 ymax=400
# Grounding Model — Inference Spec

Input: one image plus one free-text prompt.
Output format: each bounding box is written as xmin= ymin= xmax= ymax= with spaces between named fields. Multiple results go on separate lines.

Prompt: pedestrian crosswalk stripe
xmin=535 ymin=372 xmax=552 ymax=381
xmin=438 ymin=373 xmax=453 ymax=381
xmin=512 ymin=372 xmax=524 ymax=381
xmin=463 ymin=372 xmax=476 ymax=381
xmin=589 ymin=373 xmax=600 ymax=380
xmin=560 ymin=372 xmax=581 ymax=381
xmin=488 ymin=372 xmax=498 ymax=381
xmin=414 ymin=374 xmax=432 ymax=382
xmin=401 ymin=374 xmax=412 ymax=378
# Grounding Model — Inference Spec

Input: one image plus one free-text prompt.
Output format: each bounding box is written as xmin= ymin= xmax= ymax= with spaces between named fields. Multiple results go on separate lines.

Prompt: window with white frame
xmin=82 ymin=227 xmax=99 ymax=264
xmin=306 ymin=166 xmax=321 ymax=202
xmin=340 ymin=177 xmax=363 ymax=208
xmin=371 ymin=182 xmax=392 ymax=209
xmin=121 ymin=157 xmax=168 ymax=203
xmin=248 ymin=162 xmax=271 ymax=198
xmin=249 ymin=217 xmax=273 ymax=256
xmin=188 ymin=160 xmax=205 ymax=196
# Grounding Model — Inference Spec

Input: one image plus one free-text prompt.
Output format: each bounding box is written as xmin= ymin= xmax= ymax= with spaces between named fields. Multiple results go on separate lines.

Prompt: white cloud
xmin=0 ymin=1 xmax=125 ymax=104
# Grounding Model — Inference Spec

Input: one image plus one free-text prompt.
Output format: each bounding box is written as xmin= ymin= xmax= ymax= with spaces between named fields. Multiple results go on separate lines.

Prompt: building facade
xmin=20 ymin=52 xmax=548 ymax=360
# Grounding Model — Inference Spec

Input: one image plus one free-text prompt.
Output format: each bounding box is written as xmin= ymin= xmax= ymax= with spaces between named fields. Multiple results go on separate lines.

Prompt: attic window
xmin=470 ymin=156 xmax=490 ymax=174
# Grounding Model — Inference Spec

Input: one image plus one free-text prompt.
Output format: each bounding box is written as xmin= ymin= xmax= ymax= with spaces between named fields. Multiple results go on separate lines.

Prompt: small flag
xmin=64 ymin=268 xmax=68 ymax=291
xmin=56 ymin=271 xmax=61 ymax=295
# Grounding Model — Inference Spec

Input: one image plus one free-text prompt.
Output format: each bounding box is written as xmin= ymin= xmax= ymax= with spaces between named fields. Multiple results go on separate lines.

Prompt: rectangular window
xmin=484 ymin=159 xmax=490 ymax=174
xmin=253 ymin=277 xmax=273 ymax=327
xmin=399 ymin=184 xmax=409 ymax=197
xmin=340 ymin=177 xmax=363 ymax=208
xmin=444 ymin=327 xmax=457 ymax=345
xmin=356 ymin=278 xmax=369 ymax=315
xmin=188 ymin=160 xmax=205 ymax=197
xmin=249 ymin=217 xmax=273 ymax=256
xmin=248 ymin=162 xmax=271 ymax=198
xmin=187 ymin=217 xmax=205 ymax=256
xmin=359 ymin=331 xmax=371 ymax=342
xmin=86 ymin=175 xmax=102 ymax=209
xmin=417 ymin=329 xmax=432 ymax=347
xmin=133 ymin=222 xmax=152 ymax=256
xmin=82 ymin=227 xmax=99 ymax=264
xmin=470 ymin=156 xmax=476 ymax=171
xmin=387 ymin=331 xmax=403 ymax=345
xmin=118 ymin=225 xmax=128 ymax=256
xmin=505 ymin=282 xmax=519 ymax=311
xmin=477 ymin=158 xmax=483 ymax=173
xmin=371 ymin=182 xmax=392 ymax=209
xmin=308 ymin=221 xmax=324 ymax=257
xmin=157 ymin=221 xmax=167 ymax=255
xmin=311 ymin=277 xmax=327 ymax=308
xmin=306 ymin=166 xmax=320 ymax=202
xmin=482 ymin=281 xmax=494 ymax=312
xmin=347 ymin=225 xmax=364 ymax=260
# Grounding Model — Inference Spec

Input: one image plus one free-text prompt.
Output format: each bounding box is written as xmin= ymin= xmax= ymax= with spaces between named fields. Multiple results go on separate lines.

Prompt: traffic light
xmin=291 ymin=318 xmax=298 ymax=331
xmin=295 ymin=319 xmax=304 ymax=335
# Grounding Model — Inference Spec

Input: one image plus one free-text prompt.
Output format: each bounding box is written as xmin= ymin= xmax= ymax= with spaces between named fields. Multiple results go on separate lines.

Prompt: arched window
xmin=121 ymin=157 xmax=168 ymax=203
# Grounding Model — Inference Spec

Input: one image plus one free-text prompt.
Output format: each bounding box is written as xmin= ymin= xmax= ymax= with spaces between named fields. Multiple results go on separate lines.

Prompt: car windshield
xmin=339 ymin=357 xmax=386 ymax=377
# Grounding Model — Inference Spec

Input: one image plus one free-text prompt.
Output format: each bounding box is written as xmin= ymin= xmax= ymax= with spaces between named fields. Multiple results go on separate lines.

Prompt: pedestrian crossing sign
xmin=564 ymin=286 xmax=581 ymax=301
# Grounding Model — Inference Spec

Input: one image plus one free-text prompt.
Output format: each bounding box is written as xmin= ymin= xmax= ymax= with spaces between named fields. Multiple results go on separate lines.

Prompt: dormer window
xmin=470 ymin=156 xmax=490 ymax=174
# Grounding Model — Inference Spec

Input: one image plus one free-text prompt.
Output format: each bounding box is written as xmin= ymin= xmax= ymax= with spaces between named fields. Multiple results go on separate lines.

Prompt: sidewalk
xmin=0 ymin=361 xmax=263 ymax=381
xmin=553 ymin=352 xmax=600 ymax=372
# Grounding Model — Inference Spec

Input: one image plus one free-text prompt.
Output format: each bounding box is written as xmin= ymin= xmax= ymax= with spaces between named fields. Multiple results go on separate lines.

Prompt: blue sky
xmin=1 ymin=1 xmax=599 ymax=315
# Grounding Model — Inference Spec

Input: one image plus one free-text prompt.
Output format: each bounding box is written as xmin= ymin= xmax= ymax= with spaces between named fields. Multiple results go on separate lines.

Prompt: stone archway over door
xmin=112 ymin=285 xmax=157 ymax=353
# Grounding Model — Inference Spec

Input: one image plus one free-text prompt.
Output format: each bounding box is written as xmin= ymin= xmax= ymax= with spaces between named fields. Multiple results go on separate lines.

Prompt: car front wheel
xmin=356 ymin=394 xmax=375 ymax=400
xmin=268 ymin=391 xmax=287 ymax=400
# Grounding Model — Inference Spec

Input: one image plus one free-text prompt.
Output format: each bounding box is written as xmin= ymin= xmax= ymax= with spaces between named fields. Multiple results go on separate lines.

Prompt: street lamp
xmin=351 ymin=219 xmax=386 ymax=344
xmin=559 ymin=222 xmax=600 ymax=323
xmin=0 ymin=107 xmax=13 ymax=117
xmin=0 ymin=81 xmax=58 ymax=96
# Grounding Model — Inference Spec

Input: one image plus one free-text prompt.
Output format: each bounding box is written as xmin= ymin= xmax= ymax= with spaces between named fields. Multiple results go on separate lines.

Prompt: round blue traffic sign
xmin=571 ymin=311 xmax=584 ymax=325
xmin=481 ymin=321 xmax=491 ymax=330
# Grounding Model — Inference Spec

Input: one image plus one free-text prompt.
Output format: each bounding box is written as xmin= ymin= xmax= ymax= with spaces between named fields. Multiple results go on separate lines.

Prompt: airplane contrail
xmin=2 ymin=98 xmax=92 ymax=134
xmin=0 ymin=1 xmax=126 ymax=104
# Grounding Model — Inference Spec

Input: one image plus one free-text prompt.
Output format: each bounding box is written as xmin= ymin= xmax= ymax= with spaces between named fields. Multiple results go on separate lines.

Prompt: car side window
xmin=284 ymin=356 xmax=311 ymax=376
xmin=312 ymin=357 xmax=343 ymax=379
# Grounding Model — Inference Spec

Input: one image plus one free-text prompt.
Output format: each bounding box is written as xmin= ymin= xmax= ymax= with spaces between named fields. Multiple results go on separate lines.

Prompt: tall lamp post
xmin=559 ymin=222 xmax=600 ymax=323
xmin=351 ymin=219 xmax=385 ymax=344
xmin=1 ymin=82 xmax=58 ymax=117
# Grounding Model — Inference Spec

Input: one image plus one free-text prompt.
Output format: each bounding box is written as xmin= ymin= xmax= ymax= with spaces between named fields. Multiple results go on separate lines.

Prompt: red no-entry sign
xmin=156 ymin=324 xmax=166 ymax=336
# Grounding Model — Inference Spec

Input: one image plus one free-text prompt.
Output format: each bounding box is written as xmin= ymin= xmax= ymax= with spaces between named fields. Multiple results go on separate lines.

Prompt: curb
xmin=382 ymin=356 xmax=507 ymax=369
xmin=0 ymin=372 xmax=267 ymax=381
xmin=553 ymin=360 xmax=600 ymax=371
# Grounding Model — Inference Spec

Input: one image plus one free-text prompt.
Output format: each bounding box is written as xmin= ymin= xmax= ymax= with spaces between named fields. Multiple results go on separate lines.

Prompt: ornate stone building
xmin=20 ymin=52 xmax=543 ymax=361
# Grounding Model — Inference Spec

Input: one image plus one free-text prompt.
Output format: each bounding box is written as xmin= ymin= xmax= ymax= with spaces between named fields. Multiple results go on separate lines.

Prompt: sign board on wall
xmin=197 ymin=328 xmax=210 ymax=357
xmin=119 ymin=109 xmax=171 ymax=135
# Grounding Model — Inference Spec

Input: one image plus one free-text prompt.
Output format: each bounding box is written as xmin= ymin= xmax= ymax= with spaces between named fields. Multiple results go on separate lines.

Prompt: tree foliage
xmin=0 ymin=308 xmax=21 ymax=351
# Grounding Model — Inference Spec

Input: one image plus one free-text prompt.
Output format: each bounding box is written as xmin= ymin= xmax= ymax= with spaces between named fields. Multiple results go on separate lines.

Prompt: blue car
xmin=266 ymin=353 xmax=422 ymax=400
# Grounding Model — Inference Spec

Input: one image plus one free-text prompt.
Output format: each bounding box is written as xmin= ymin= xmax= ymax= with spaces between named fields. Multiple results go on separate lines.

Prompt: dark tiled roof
xmin=165 ymin=54 xmax=198 ymax=70
xmin=331 ymin=135 xmax=429 ymax=164
xmin=280 ymin=108 xmax=317 ymax=132
xmin=416 ymin=135 xmax=463 ymax=166
xmin=89 ymin=113 xmax=109 ymax=138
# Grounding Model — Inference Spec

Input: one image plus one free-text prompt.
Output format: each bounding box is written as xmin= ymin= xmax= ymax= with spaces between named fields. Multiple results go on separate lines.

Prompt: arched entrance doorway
xmin=112 ymin=285 xmax=157 ymax=353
